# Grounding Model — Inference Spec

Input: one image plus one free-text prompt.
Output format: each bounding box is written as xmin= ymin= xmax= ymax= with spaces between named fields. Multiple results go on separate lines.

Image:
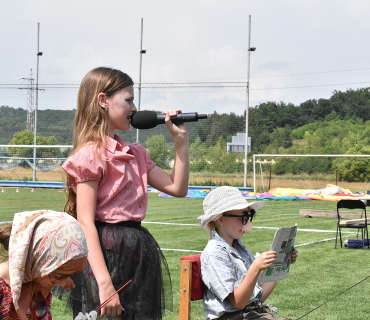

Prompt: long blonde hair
xmin=64 ymin=67 xmax=134 ymax=218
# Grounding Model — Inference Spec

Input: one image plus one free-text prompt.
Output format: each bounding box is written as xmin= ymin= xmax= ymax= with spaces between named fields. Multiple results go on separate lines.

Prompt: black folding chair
xmin=335 ymin=199 xmax=369 ymax=249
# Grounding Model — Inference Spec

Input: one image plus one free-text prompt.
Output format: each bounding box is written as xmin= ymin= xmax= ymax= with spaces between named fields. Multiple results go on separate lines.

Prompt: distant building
xmin=226 ymin=133 xmax=251 ymax=153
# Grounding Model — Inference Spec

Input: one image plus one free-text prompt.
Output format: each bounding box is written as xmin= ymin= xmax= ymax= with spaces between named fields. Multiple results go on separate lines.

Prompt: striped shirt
xmin=201 ymin=229 xmax=263 ymax=320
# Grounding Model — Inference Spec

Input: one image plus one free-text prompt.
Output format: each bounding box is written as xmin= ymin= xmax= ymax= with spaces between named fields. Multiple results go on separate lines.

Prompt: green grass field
xmin=1 ymin=188 xmax=370 ymax=319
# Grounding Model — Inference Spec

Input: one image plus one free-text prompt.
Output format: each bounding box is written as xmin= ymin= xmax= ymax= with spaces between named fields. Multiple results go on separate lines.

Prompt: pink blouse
xmin=62 ymin=135 xmax=156 ymax=223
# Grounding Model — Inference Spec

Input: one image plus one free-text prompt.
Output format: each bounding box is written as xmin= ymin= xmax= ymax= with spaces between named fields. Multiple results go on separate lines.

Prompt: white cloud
xmin=196 ymin=45 xmax=244 ymax=67
xmin=44 ymin=44 xmax=107 ymax=82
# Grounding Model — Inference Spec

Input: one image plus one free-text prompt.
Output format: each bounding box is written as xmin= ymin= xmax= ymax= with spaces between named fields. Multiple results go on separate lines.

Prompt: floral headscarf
xmin=8 ymin=210 xmax=88 ymax=314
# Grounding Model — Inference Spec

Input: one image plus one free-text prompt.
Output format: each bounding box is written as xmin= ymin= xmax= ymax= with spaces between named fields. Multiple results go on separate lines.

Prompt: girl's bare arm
xmin=260 ymin=282 xmax=278 ymax=302
xmin=228 ymin=251 xmax=276 ymax=310
xmin=148 ymin=110 xmax=189 ymax=197
xmin=76 ymin=181 xmax=122 ymax=317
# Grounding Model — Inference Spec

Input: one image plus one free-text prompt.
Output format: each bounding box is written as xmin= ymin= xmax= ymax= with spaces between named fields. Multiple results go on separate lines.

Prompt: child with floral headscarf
xmin=0 ymin=210 xmax=88 ymax=320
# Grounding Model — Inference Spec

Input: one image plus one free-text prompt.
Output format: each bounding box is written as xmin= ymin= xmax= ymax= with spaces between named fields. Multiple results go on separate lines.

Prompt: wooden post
xmin=179 ymin=260 xmax=192 ymax=320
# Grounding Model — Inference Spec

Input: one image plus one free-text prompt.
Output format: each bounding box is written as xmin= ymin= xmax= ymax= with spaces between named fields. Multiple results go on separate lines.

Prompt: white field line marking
xmin=254 ymin=226 xmax=354 ymax=234
xmin=0 ymin=220 xmax=356 ymax=252
xmin=161 ymin=248 xmax=203 ymax=253
xmin=0 ymin=221 xmax=12 ymax=225
xmin=162 ymin=235 xmax=356 ymax=252
xmin=0 ymin=220 xmax=201 ymax=253
xmin=0 ymin=219 xmax=354 ymax=234
xmin=296 ymin=234 xmax=354 ymax=247
xmin=143 ymin=221 xmax=199 ymax=226
xmin=142 ymin=221 xmax=355 ymax=234
xmin=162 ymin=234 xmax=356 ymax=253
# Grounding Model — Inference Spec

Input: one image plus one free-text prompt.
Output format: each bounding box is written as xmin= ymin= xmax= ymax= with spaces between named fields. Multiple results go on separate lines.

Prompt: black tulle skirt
xmin=57 ymin=220 xmax=173 ymax=320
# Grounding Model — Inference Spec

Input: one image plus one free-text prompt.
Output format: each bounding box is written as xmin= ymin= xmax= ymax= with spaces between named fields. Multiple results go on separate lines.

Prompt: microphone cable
xmin=295 ymin=274 xmax=370 ymax=319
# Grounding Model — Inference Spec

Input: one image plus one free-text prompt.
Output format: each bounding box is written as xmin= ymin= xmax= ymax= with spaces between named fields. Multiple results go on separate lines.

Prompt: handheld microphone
xmin=130 ymin=110 xmax=208 ymax=129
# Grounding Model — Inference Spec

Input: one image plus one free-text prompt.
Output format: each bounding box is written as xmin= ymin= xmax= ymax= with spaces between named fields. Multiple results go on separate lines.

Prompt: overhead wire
xmin=2 ymin=57 xmax=370 ymax=90
xmin=141 ymin=66 xmax=370 ymax=80
xmin=148 ymin=66 xmax=370 ymax=82
xmin=251 ymin=67 xmax=370 ymax=79
xmin=1 ymin=81 xmax=370 ymax=91
xmin=139 ymin=54 xmax=370 ymax=72
xmin=137 ymin=54 xmax=370 ymax=82
xmin=250 ymin=81 xmax=370 ymax=91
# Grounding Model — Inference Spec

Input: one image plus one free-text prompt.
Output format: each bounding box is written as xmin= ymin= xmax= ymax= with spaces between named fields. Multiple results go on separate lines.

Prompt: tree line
xmin=1 ymin=87 xmax=370 ymax=181
xmin=2 ymin=87 xmax=370 ymax=148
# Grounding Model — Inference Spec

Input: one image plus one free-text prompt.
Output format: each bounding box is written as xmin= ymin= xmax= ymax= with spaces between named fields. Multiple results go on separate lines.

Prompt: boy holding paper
xmin=197 ymin=186 xmax=298 ymax=320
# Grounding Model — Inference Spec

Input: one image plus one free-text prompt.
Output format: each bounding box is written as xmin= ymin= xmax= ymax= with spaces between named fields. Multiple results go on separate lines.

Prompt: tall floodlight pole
xmin=136 ymin=18 xmax=146 ymax=143
xmin=244 ymin=15 xmax=256 ymax=188
xmin=33 ymin=22 xmax=43 ymax=181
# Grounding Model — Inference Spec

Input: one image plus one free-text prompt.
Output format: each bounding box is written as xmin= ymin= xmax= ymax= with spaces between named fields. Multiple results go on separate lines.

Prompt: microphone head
xmin=130 ymin=111 xmax=158 ymax=129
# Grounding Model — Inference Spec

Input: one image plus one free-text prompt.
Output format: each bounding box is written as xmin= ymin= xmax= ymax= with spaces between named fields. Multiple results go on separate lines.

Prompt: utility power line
xmin=250 ymin=81 xmax=370 ymax=91
xmin=138 ymin=54 xmax=370 ymax=72
xmin=2 ymin=80 xmax=370 ymax=91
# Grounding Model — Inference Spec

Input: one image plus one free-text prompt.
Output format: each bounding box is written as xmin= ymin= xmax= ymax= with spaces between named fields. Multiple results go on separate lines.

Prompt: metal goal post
xmin=252 ymin=154 xmax=370 ymax=193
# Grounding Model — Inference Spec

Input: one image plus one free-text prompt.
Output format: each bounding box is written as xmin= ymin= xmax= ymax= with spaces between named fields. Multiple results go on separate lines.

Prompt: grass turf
xmin=1 ymin=188 xmax=370 ymax=319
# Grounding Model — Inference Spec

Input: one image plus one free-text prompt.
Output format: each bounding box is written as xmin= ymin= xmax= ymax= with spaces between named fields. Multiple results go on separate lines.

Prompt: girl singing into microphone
xmin=61 ymin=67 xmax=189 ymax=319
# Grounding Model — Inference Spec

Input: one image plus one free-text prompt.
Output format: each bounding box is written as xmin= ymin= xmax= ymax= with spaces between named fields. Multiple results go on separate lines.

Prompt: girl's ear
xmin=97 ymin=92 xmax=108 ymax=110
xmin=216 ymin=216 xmax=224 ymax=228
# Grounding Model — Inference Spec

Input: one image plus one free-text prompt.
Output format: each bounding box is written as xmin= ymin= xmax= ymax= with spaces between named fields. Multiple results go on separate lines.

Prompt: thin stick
xmin=95 ymin=279 xmax=132 ymax=312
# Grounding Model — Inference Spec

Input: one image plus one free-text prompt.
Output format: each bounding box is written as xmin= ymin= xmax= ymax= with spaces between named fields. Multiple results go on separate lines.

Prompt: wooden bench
xmin=299 ymin=209 xmax=363 ymax=218
xmin=339 ymin=218 xmax=370 ymax=225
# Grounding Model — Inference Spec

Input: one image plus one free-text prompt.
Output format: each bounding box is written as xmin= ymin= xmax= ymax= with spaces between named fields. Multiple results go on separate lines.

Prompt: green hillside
xmin=1 ymin=87 xmax=370 ymax=180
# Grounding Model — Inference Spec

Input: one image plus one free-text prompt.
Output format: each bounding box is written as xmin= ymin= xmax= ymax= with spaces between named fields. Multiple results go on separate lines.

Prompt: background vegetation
xmin=1 ymin=87 xmax=370 ymax=181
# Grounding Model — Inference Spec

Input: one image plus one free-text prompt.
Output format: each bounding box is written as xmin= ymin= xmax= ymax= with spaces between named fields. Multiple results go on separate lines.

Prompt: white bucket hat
xmin=197 ymin=186 xmax=265 ymax=230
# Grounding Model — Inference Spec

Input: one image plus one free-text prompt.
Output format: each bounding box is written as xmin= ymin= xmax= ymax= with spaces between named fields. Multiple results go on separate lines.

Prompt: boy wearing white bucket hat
xmin=197 ymin=186 xmax=297 ymax=320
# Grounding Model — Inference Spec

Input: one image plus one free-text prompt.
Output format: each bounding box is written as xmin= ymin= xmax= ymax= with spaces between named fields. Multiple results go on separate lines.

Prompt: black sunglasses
xmin=223 ymin=209 xmax=256 ymax=225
